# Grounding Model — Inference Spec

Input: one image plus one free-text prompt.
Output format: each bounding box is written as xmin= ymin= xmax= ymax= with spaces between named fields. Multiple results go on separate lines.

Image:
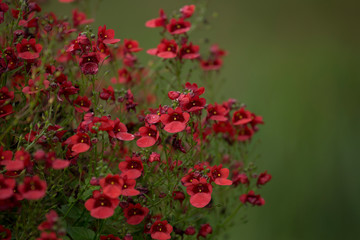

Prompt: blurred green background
xmin=44 ymin=0 xmax=360 ymax=239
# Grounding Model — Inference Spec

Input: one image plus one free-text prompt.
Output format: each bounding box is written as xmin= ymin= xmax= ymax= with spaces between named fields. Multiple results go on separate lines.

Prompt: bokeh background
xmin=44 ymin=0 xmax=360 ymax=239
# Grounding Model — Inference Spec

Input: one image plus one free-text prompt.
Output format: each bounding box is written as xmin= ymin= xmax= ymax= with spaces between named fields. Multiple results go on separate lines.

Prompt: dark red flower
xmin=257 ymin=171 xmax=272 ymax=187
xmin=65 ymin=132 xmax=91 ymax=154
xmin=200 ymin=58 xmax=223 ymax=71
xmin=172 ymin=190 xmax=185 ymax=204
xmin=197 ymin=223 xmax=212 ymax=239
xmin=72 ymin=9 xmax=94 ymax=27
xmin=181 ymin=169 xmax=201 ymax=186
xmin=118 ymin=156 xmax=143 ymax=179
xmin=0 ymin=147 xmax=12 ymax=165
xmin=180 ymin=5 xmax=195 ymax=19
xmin=0 ymin=174 xmax=16 ymax=200
xmin=232 ymin=172 xmax=249 ymax=186
xmin=100 ymin=235 xmax=121 ymax=240
xmin=38 ymin=210 xmax=59 ymax=231
xmin=185 ymin=82 xmax=205 ymax=96
xmin=97 ymin=25 xmax=120 ymax=44
xmin=160 ymin=107 xmax=190 ymax=133
xmin=210 ymin=44 xmax=227 ymax=58
xmin=45 ymin=152 xmax=70 ymax=170
xmin=100 ymin=85 xmax=115 ymax=101
xmin=167 ymin=18 xmax=191 ymax=35
xmin=123 ymin=234 xmax=133 ymax=240
xmin=145 ymin=9 xmax=167 ymax=28
xmin=3 ymin=149 xmax=31 ymax=171
xmin=22 ymin=77 xmax=50 ymax=95
xmin=123 ymin=203 xmax=149 ymax=225
xmin=120 ymin=177 xmax=140 ymax=196
xmin=0 ymin=87 xmax=14 ymax=105
xmin=99 ymin=174 xmax=124 ymax=198
xmin=0 ymin=225 xmax=11 ymax=240
xmin=122 ymin=39 xmax=142 ymax=53
xmin=185 ymin=226 xmax=196 ymax=235
xmin=180 ymin=94 xmax=206 ymax=112
xmin=89 ymin=116 xmax=115 ymax=132
xmin=208 ymin=165 xmax=232 ymax=186
xmin=232 ymin=107 xmax=252 ymax=125
xmin=149 ymin=152 xmax=161 ymax=163
xmin=206 ymin=103 xmax=229 ymax=121
xmin=150 ymin=220 xmax=173 ymax=240
xmin=147 ymin=39 xmax=178 ymax=59
xmin=85 ymin=190 xmax=119 ymax=219
xmin=108 ymin=118 xmax=134 ymax=141
xmin=179 ymin=42 xmax=200 ymax=59
xmin=0 ymin=104 xmax=13 ymax=118
xmin=250 ymin=112 xmax=264 ymax=131
xmin=80 ymin=52 xmax=100 ymax=75
xmin=16 ymin=38 xmax=42 ymax=60
xmin=112 ymin=68 xmax=132 ymax=84
xmin=18 ymin=175 xmax=47 ymax=200
xmin=237 ymin=125 xmax=254 ymax=141
xmin=36 ymin=232 xmax=60 ymax=240
xmin=137 ymin=124 xmax=159 ymax=148
xmin=73 ymin=96 xmax=91 ymax=113
xmin=186 ymin=178 xmax=212 ymax=208
xmin=239 ymin=190 xmax=265 ymax=206
xmin=0 ymin=0 xmax=9 ymax=24
xmin=57 ymin=81 xmax=80 ymax=102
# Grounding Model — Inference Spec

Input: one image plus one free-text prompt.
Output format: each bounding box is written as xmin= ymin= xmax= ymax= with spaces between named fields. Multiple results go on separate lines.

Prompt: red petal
xmin=190 ymin=193 xmax=211 ymax=208
xmin=136 ymin=136 xmax=156 ymax=148
xmin=91 ymin=207 xmax=114 ymax=219
xmin=52 ymin=159 xmax=70 ymax=170
xmin=116 ymin=132 xmax=134 ymax=141
xmin=72 ymin=143 xmax=90 ymax=153
xmin=164 ymin=122 xmax=186 ymax=133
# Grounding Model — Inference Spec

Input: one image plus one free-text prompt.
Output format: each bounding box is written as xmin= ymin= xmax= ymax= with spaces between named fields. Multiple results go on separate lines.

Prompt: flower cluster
xmin=0 ymin=1 xmax=271 ymax=239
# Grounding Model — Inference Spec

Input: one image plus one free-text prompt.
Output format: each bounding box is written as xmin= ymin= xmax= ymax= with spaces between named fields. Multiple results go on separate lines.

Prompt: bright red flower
xmin=186 ymin=178 xmax=212 ymax=208
xmin=3 ymin=149 xmax=31 ymax=171
xmin=232 ymin=107 xmax=252 ymax=125
xmin=0 ymin=225 xmax=11 ymax=240
xmin=65 ymin=132 xmax=91 ymax=154
xmin=208 ymin=165 xmax=232 ymax=186
xmin=120 ymin=177 xmax=140 ymax=196
xmin=100 ymin=235 xmax=121 ymax=240
xmin=73 ymin=96 xmax=91 ymax=113
xmin=108 ymin=118 xmax=134 ymax=141
xmin=137 ymin=124 xmax=159 ymax=148
xmin=181 ymin=169 xmax=202 ymax=186
xmin=239 ymin=190 xmax=265 ymax=206
xmin=72 ymin=9 xmax=94 ymax=27
xmin=85 ymin=190 xmax=119 ymax=219
xmin=148 ymin=152 xmax=161 ymax=163
xmin=66 ymin=34 xmax=92 ymax=55
xmin=89 ymin=116 xmax=115 ymax=132
xmin=180 ymin=94 xmax=206 ymax=112
xmin=257 ymin=171 xmax=272 ymax=187
xmin=98 ymin=25 xmax=120 ymax=44
xmin=179 ymin=42 xmax=200 ymax=59
xmin=0 ymin=147 xmax=12 ymax=165
xmin=99 ymin=174 xmax=124 ymax=198
xmin=16 ymin=38 xmax=42 ymax=60
xmin=18 ymin=175 xmax=47 ymax=200
xmin=123 ymin=203 xmax=149 ymax=225
xmin=145 ymin=9 xmax=167 ymax=28
xmin=150 ymin=220 xmax=173 ymax=240
xmin=167 ymin=18 xmax=191 ymax=35
xmin=206 ymin=103 xmax=229 ymax=121
xmin=0 ymin=174 xmax=16 ymax=200
xmin=123 ymin=39 xmax=142 ymax=53
xmin=44 ymin=152 xmax=70 ymax=170
xmin=147 ymin=39 xmax=178 ymax=59
xmin=22 ymin=77 xmax=50 ymax=95
xmin=0 ymin=104 xmax=13 ymax=119
xmin=0 ymin=87 xmax=14 ymax=105
xmin=180 ymin=5 xmax=195 ymax=18
xmin=80 ymin=52 xmax=100 ymax=75
xmin=118 ymin=156 xmax=143 ymax=179
xmin=198 ymin=223 xmax=213 ymax=239
xmin=160 ymin=107 xmax=190 ymax=133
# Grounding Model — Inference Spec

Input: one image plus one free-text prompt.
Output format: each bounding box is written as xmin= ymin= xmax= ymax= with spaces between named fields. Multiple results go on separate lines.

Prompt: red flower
xmin=137 ymin=124 xmax=159 ymax=148
xmin=108 ymin=118 xmax=134 ymax=141
xmin=3 ymin=149 xmax=31 ymax=171
xmin=0 ymin=147 xmax=12 ymax=165
xmin=167 ymin=18 xmax=191 ymax=35
xmin=0 ymin=174 xmax=16 ymax=200
xmin=38 ymin=210 xmax=59 ymax=231
xmin=73 ymin=96 xmax=91 ymax=113
xmin=239 ymin=190 xmax=265 ymax=206
xmin=232 ymin=107 xmax=252 ymax=125
xmin=145 ymin=9 xmax=167 ymax=28
xmin=120 ymin=177 xmax=140 ymax=196
xmin=250 ymin=112 xmax=264 ymax=131
xmin=172 ymin=190 xmax=185 ymax=204
xmin=147 ymin=39 xmax=178 ymax=59
xmin=210 ymin=44 xmax=227 ymax=58
xmin=59 ymin=0 xmax=75 ymax=3
xmin=0 ymin=87 xmax=14 ymax=105
xmin=112 ymin=68 xmax=132 ymax=84
xmin=118 ymin=156 xmax=143 ymax=179
xmin=80 ymin=52 xmax=100 ymax=75
xmin=197 ymin=223 xmax=213 ymax=239
xmin=206 ymin=103 xmax=229 ymax=121
xmin=208 ymin=165 xmax=232 ymax=186
xmin=150 ymin=220 xmax=173 ymax=240
xmin=160 ymin=107 xmax=190 ymax=133
xmin=237 ymin=125 xmax=254 ymax=141
xmin=22 ymin=77 xmax=50 ymax=95
xmin=0 ymin=104 xmax=13 ymax=118
xmin=0 ymin=0 xmax=9 ymax=24
xmin=123 ymin=39 xmax=142 ymax=53
xmin=45 ymin=152 xmax=70 ymax=170
xmin=148 ymin=152 xmax=161 ymax=163
xmin=179 ymin=42 xmax=200 ymax=59
xmin=89 ymin=116 xmax=115 ymax=132
xmin=0 ymin=225 xmax=11 ymax=240
xmin=257 ymin=171 xmax=272 ymax=187
xmin=232 ymin=172 xmax=249 ymax=186
xmin=186 ymin=178 xmax=213 ymax=208
xmin=16 ymin=38 xmax=42 ymax=60
xmin=18 ymin=175 xmax=47 ymax=200
xmin=36 ymin=232 xmax=60 ymax=240
xmin=99 ymin=174 xmax=124 ymax=198
xmin=123 ymin=203 xmax=149 ymax=225
xmin=85 ymin=190 xmax=119 ymax=219
xmin=65 ymin=132 xmax=91 ymax=154
xmin=180 ymin=5 xmax=195 ymax=19
xmin=185 ymin=82 xmax=205 ymax=96
xmin=98 ymin=25 xmax=120 ymax=44
xmin=200 ymin=58 xmax=223 ymax=71
xmin=185 ymin=226 xmax=196 ymax=235
xmin=100 ymin=85 xmax=115 ymax=101
xmin=100 ymin=235 xmax=121 ymax=240
xmin=72 ymin=9 xmax=94 ymax=27
xmin=180 ymin=94 xmax=206 ymax=112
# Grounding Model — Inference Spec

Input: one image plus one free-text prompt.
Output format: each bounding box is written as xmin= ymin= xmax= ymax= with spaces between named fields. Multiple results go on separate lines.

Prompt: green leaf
xmin=67 ymin=227 xmax=95 ymax=240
